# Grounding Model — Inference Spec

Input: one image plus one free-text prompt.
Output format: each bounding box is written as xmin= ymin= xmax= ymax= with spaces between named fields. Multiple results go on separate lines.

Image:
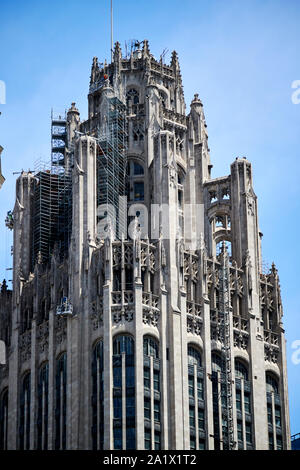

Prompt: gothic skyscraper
xmin=0 ymin=40 xmax=290 ymax=450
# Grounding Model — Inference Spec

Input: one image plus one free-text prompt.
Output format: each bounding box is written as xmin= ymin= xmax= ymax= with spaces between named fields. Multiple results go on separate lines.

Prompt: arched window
xmin=266 ymin=373 xmax=279 ymax=394
xmin=234 ymin=360 xmax=252 ymax=449
xmin=188 ymin=345 xmax=205 ymax=450
xmin=235 ymin=360 xmax=248 ymax=381
xmin=143 ymin=336 xmax=161 ymax=450
xmin=0 ymin=388 xmax=8 ymax=450
xmin=143 ymin=336 xmax=159 ymax=358
xmin=55 ymin=353 xmax=67 ymax=450
xmin=19 ymin=372 xmax=31 ymax=450
xmin=92 ymin=340 xmax=104 ymax=450
xmin=188 ymin=346 xmax=202 ymax=367
xmin=113 ymin=335 xmax=135 ymax=450
xmin=211 ymin=352 xmax=224 ymax=373
xmin=37 ymin=362 xmax=49 ymax=449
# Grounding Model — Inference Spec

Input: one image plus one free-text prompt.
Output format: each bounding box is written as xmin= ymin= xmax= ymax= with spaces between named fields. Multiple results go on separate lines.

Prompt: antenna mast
xmin=110 ymin=0 xmax=113 ymax=63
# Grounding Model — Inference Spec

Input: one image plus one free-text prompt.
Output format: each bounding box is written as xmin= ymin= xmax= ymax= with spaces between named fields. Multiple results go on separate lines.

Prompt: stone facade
xmin=0 ymin=40 xmax=290 ymax=450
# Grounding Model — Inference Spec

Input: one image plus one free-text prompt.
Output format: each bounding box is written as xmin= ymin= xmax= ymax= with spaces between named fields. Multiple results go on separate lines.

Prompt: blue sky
xmin=0 ymin=0 xmax=299 ymax=435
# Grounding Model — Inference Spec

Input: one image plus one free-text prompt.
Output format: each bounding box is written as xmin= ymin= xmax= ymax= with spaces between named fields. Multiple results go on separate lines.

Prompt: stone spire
xmin=90 ymin=56 xmax=99 ymax=85
xmin=142 ymin=39 xmax=150 ymax=57
xmin=114 ymin=41 xmax=122 ymax=63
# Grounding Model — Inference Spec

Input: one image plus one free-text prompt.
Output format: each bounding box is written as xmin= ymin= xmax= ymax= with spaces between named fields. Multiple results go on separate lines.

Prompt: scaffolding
xmin=32 ymin=164 xmax=59 ymax=267
xmin=217 ymin=241 xmax=235 ymax=450
xmin=31 ymin=111 xmax=73 ymax=268
xmin=51 ymin=111 xmax=73 ymax=258
xmin=96 ymin=96 xmax=127 ymax=239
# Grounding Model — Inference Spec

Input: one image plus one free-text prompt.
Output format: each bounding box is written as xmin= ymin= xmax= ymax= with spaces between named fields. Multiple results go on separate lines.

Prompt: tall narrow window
xmin=55 ymin=353 xmax=67 ymax=450
xmin=113 ymin=335 xmax=135 ymax=450
xmin=266 ymin=372 xmax=282 ymax=450
xmin=143 ymin=336 xmax=161 ymax=450
xmin=92 ymin=340 xmax=104 ymax=450
xmin=0 ymin=389 xmax=8 ymax=450
xmin=235 ymin=359 xmax=252 ymax=449
xmin=211 ymin=352 xmax=227 ymax=450
xmin=37 ymin=363 xmax=49 ymax=449
xmin=188 ymin=345 xmax=206 ymax=450
xmin=19 ymin=372 xmax=31 ymax=450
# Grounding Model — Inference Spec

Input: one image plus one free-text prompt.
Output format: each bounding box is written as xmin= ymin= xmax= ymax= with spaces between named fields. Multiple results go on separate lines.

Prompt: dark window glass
xmin=113 ymin=427 xmax=122 ymax=450
xmin=188 ymin=346 xmax=202 ymax=367
xmin=275 ymin=406 xmax=281 ymax=428
xmin=244 ymin=392 xmax=251 ymax=414
xmin=236 ymin=389 xmax=242 ymax=411
xmin=199 ymin=439 xmax=205 ymax=450
xmin=143 ymin=337 xmax=159 ymax=358
xmin=188 ymin=375 xmax=194 ymax=397
xmin=198 ymin=408 xmax=205 ymax=430
xmin=113 ymin=335 xmax=135 ymax=450
xmin=266 ymin=374 xmax=279 ymax=394
xmin=153 ymin=370 xmax=160 ymax=392
xmin=237 ymin=420 xmax=243 ymax=442
xmin=37 ymin=363 xmax=49 ymax=450
xmin=245 ymin=423 xmax=252 ymax=444
xmin=92 ymin=341 xmax=104 ymax=450
xmin=144 ymin=397 xmax=151 ymax=419
xmin=0 ymin=389 xmax=8 ymax=450
xmin=134 ymin=181 xmax=144 ymax=201
xmin=276 ymin=435 xmax=282 ymax=450
xmin=235 ymin=360 xmax=248 ymax=380
xmin=197 ymin=377 xmax=204 ymax=400
xmin=55 ymin=353 xmax=67 ymax=450
xmin=154 ymin=400 xmax=160 ymax=422
xmin=19 ymin=373 xmax=31 ymax=450
xmin=190 ymin=435 xmax=196 ymax=450
xmin=269 ymin=433 xmax=274 ymax=450
xmin=267 ymin=403 xmax=273 ymax=424
xmin=144 ymin=428 xmax=151 ymax=450
xmin=134 ymin=162 xmax=144 ymax=175
xmin=144 ymin=367 xmax=150 ymax=389
xmin=189 ymin=406 xmax=195 ymax=428
xmin=154 ymin=431 xmax=161 ymax=450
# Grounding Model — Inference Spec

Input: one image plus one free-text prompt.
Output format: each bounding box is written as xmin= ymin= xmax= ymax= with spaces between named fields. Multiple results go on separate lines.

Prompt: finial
xmin=114 ymin=41 xmax=122 ymax=61
xmin=67 ymin=102 xmax=79 ymax=115
xmin=191 ymin=93 xmax=203 ymax=106
xmin=142 ymin=39 xmax=150 ymax=56
xmin=1 ymin=279 xmax=7 ymax=293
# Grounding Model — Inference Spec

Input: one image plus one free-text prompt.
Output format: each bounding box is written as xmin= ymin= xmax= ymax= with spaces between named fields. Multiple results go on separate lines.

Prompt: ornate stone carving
xmin=20 ymin=330 xmax=32 ymax=362
xmin=112 ymin=306 xmax=134 ymax=324
xmin=36 ymin=320 xmax=49 ymax=354
xmin=55 ymin=316 xmax=67 ymax=344
xmin=187 ymin=316 xmax=202 ymax=336
xmin=142 ymin=308 xmax=160 ymax=327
